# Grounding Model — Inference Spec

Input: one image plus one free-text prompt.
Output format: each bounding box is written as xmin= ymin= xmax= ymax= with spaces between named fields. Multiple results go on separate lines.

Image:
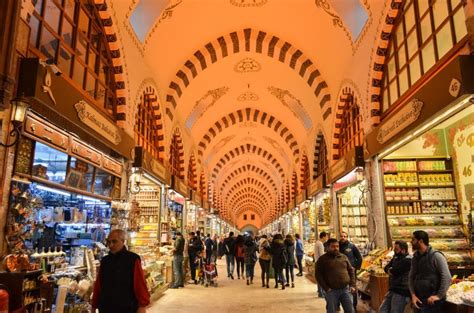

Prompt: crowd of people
xmin=91 ymin=229 xmax=452 ymax=313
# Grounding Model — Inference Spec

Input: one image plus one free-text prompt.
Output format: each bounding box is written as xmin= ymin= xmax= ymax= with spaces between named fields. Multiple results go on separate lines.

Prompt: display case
xmin=382 ymin=158 xmax=472 ymax=264
xmin=337 ymin=181 xmax=369 ymax=247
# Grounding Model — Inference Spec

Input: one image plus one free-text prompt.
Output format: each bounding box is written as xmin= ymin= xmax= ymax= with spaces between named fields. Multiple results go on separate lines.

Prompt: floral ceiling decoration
xmin=185 ymin=87 xmax=230 ymax=129
xmin=230 ymin=0 xmax=268 ymax=7
xmin=267 ymin=86 xmax=313 ymax=131
xmin=234 ymin=57 xmax=262 ymax=73
xmin=237 ymin=91 xmax=259 ymax=101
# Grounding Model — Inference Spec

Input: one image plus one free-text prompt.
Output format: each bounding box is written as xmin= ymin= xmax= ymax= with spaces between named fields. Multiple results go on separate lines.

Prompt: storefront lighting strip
xmin=36 ymin=185 xmax=71 ymax=197
xmin=142 ymin=172 xmax=163 ymax=186
xmin=77 ymin=195 xmax=106 ymax=202
xmin=378 ymin=95 xmax=473 ymax=159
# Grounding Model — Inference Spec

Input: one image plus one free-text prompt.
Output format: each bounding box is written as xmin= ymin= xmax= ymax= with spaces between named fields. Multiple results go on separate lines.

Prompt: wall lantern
xmin=0 ymin=98 xmax=29 ymax=147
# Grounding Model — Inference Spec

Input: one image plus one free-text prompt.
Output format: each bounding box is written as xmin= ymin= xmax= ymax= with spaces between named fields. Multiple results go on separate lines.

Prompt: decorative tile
xmin=234 ymin=57 xmax=261 ymax=73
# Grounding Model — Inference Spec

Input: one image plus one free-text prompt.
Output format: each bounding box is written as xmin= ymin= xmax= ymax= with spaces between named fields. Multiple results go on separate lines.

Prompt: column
xmin=465 ymin=0 xmax=474 ymax=53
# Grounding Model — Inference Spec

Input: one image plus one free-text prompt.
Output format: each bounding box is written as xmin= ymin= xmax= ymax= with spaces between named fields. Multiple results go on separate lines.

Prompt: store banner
xmin=365 ymin=56 xmax=474 ymax=159
xmin=296 ymin=190 xmax=306 ymax=205
xmin=190 ymin=190 xmax=203 ymax=207
xmin=171 ymin=175 xmax=189 ymax=199
xmin=17 ymin=58 xmax=135 ymax=159
xmin=133 ymin=147 xmax=169 ymax=185
xmin=308 ymin=175 xmax=325 ymax=197
xmin=327 ymin=146 xmax=364 ymax=183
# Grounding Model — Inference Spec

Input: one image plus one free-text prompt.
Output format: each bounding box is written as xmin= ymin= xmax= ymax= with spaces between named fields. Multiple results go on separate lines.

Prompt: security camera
xmin=44 ymin=59 xmax=63 ymax=76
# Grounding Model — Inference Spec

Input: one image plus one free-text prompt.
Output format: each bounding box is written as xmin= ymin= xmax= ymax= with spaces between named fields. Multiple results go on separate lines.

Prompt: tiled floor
xmin=148 ymin=259 xmax=327 ymax=313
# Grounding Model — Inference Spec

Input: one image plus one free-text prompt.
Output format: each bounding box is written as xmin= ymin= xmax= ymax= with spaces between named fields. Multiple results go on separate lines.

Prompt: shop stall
xmin=328 ymin=146 xmax=369 ymax=250
xmin=166 ymin=176 xmax=189 ymax=242
xmin=129 ymin=147 xmax=172 ymax=296
xmin=365 ymin=56 xmax=474 ymax=272
xmin=2 ymin=58 xmax=135 ymax=311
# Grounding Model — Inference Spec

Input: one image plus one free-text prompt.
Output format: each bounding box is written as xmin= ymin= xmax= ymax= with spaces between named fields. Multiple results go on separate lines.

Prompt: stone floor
xmin=148 ymin=259 xmax=327 ymax=313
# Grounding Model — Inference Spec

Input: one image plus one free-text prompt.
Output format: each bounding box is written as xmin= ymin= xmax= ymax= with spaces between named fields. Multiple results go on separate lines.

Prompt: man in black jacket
xmin=187 ymin=232 xmax=203 ymax=284
xmin=223 ymin=232 xmax=236 ymax=279
xmin=379 ymin=240 xmax=412 ymax=313
xmin=339 ymin=232 xmax=362 ymax=310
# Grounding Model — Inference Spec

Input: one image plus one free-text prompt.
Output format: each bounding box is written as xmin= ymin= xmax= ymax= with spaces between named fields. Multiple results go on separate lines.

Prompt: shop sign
xmin=328 ymin=146 xmax=364 ymax=183
xmin=376 ymin=99 xmax=424 ymax=144
xmin=150 ymin=159 xmax=167 ymax=183
xmin=192 ymin=191 xmax=202 ymax=207
xmin=309 ymin=175 xmax=324 ymax=197
xmin=172 ymin=175 xmax=189 ymax=198
xmin=74 ymin=101 xmax=122 ymax=145
xmin=134 ymin=147 xmax=169 ymax=184
xmin=296 ymin=190 xmax=306 ymax=204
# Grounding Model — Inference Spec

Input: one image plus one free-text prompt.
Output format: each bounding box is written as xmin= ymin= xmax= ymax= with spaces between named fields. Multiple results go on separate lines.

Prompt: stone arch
xmin=223 ymin=177 xmax=274 ymax=202
xmin=165 ymin=28 xmax=331 ymax=120
xmin=367 ymin=0 xmax=404 ymax=127
xmin=313 ymin=130 xmax=329 ymax=179
xmin=218 ymin=164 xmax=278 ymax=191
xmin=197 ymin=108 xmax=300 ymax=162
xmin=291 ymin=171 xmax=298 ymax=201
xmin=211 ymin=144 xmax=286 ymax=179
xmin=300 ymin=154 xmax=310 ymax=191
xmin=187 ymin=153 xmax=197 ymax=190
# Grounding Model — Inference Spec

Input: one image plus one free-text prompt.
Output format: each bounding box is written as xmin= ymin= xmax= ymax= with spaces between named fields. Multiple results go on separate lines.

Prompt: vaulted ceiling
xmin=110 ymin=0 xmax=390 ymax=228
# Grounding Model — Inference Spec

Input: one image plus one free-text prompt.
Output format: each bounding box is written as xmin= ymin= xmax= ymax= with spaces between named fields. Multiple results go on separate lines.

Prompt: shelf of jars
xmin=383 ymin=159 xmax=472 ymax=265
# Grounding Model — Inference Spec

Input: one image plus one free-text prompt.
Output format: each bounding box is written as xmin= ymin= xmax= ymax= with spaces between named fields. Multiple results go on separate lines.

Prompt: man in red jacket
xmin=92 ymin=229 xmax=150 ymax=313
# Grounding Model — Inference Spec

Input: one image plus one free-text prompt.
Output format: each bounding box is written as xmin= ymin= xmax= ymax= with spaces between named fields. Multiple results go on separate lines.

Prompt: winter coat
xmin=258 ymin=238 xmax=271 ymax=261
xmin=243 ymin=239 xmax=258 ymax=264
xmin=270 ymin=239 xmax=287 ymax=270
xmin=339 ymin=240 xmax=362 ymax=270
xmin=284 ymin=238 xmax=296 ymax=266
xmin=223 ymin=236 xmax=236 ymax=255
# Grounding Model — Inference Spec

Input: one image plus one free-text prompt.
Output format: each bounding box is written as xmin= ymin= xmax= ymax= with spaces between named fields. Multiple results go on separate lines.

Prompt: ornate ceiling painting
xmin=110 ymin=0 xmax=388 ymax=228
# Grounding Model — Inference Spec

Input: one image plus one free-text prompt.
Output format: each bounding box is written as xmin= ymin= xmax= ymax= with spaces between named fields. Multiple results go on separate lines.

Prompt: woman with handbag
xmin=270 ymin=233 xmax=288 ymax=290
xmin=243 ymin=233 xmax=258 ymax=285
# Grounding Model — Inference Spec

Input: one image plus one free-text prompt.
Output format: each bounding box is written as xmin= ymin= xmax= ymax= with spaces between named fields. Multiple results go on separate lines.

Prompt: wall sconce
xmin=0 ymin=98 xmax=29 ymax=147
xmin=169 ymin=190 xmax=176 ymax=202
xmin=130 ymin=170 xmax=142 ymax=194
xmin=355 ymin=167 xmax=365 ymax=181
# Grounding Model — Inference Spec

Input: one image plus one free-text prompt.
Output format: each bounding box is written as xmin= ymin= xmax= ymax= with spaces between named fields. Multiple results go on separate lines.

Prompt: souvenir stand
xmin=129 ymin=147 xmax=172 ymax=297
xmin=1 ymin=58 xmax=134 ymax=312
xmin=365 ymin=56 xmax=474 ymax=312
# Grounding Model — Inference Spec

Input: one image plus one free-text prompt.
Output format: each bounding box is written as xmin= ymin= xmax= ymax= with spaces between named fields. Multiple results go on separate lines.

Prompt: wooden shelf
xmin=387 ymin=213 xmax=459 ymax=216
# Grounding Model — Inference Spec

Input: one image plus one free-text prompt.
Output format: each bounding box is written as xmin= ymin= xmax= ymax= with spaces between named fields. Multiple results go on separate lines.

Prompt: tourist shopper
xmin=270 ymin=233 xmax=287 ymax=290
xmin=315 ymin=231 xmax=328 ymax=297
xmin=284 ymin=234 xmax=296 ymax=288
xmin=92 ymin=229 xmax=150 ymax=313
xmin=243 ymin=232 xmax=258 ymax=285
xmin=235 ymin=235 xmax=245 ymax=279
xmin=295 ymin=233 xmax=304 ymax=276
xmin=258 ymin=234 xmax=271 ymax=288
xmin=223 ymin=232 xmax=236 ymax=279
xmin=409 ymin=230 xmax=451 ymax=313
xmin=188 ymin=232 xmax=203 ymax=284
xmin=170 ymin=232 xmax=185 ymax=289
xmin=378 ymin=240 xmax=412 ymax=313
xmin=205 ymin=233 xmax=214 ymax=264
xmin=315 ymin=238 xmax=355 ymax=313
xmin=339 ymin=231 xmax=362 ymax=310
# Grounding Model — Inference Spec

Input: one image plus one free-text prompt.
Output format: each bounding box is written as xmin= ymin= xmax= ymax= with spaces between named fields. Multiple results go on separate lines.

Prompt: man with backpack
xmin=409 ymin=230 xmax=451 ymax=313
xmin=223 ymin=232 xmax=236 ymax=279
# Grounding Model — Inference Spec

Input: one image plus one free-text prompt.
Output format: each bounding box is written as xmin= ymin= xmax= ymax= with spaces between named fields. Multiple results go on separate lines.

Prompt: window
xmin=32 ymin=142 xmax=68 ymax=184
xmin=314 ymin=136 xmax=328 ymax=179
xmin=251 ymin=214 xmax=255 ymax=220
xmin=339 ymin=91 xmax=363 ymax=158
xmin=381 ymin=0 xmax=467 ymax=112
xmin=301 ymin=155 xmax=310 ymax=190
xmin=29 ymin=0 xmax=117 ymax=118
xmin=135 ymin=87 xmax=162 ymax=160
xmin=243 ymin=214 xmax=247 ymax=221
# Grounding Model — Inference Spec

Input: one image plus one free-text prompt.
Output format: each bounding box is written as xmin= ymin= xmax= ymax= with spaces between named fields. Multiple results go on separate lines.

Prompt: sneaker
xmin=274 ymin=284 xmax=278 ymax=288
xmin=296 ymin=273 xmax=303 ymax=277
xmin=282 ymin=285 xmax=285 ymax=290
xmin=266 ymin=284 xmax=269 ymax=288
xmin=170 ymin=285 xmax=179 ymax=289
xmin=230 ymin=274 xmax=234 ymax=280
xmin=285 ymin=283 xmax=290 ymax=287
xmin=291 ymin=283 xmax=295 ymax=288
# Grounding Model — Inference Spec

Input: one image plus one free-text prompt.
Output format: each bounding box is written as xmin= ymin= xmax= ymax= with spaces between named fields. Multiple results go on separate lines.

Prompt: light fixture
xmin=130 ymin=169 xmax=142 ymax=194
xmin=0 ymin=98 xmax=29 ymax=147
xmin=169 ymin=190 xmax=176 ymax=202
xmin=355 ymin=167 xmax=365 ymax=181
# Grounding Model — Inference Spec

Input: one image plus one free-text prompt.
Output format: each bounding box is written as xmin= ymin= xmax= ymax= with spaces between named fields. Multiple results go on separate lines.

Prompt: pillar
xmin=465 ymin=0 xmax=474 ymax=53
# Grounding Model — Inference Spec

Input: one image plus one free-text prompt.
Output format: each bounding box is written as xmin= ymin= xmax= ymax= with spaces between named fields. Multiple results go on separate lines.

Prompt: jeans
xmin=189 ymin=254 xmax=197 ymax=281
xmin=274 ymin=267 xmax=285 ymax=286
xmin=245 ymin=262 xmax=255 ymax=279
xmin=317 ymin=284 xmax=325 ymax=297
xmin=225 ymin=254 xmax=235 ymax=277
xmin=379 ymin=291 xmax=409 ymax=313
xmin=285 ymin=264 xmax=294 ymax=283
xmin=206 ymin=250 xmax=213 ymax=264
xmin=414 ymin=298 xmax=446 ymax=313
xmin=296 ymin=254 xmax=304 ymax=274
xmin=172 ymin=255 xmax=184 ymax=287
xmin=325 ymin=286 xmax=354 ymax=313
xmin=259 ymin=259 xmax=270 ymax=286
xmin=236 ymin=257 xmax=245 ymax=278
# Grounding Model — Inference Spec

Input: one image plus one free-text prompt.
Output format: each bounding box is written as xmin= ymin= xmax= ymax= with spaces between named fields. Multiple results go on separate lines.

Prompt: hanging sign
xmin=376 ymin=99 xmax=424 ymax=144
xmin=309 ymin=175 xmax=324 ymax=197
xmin=74 ymin=100 xmax=122 ymax=145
